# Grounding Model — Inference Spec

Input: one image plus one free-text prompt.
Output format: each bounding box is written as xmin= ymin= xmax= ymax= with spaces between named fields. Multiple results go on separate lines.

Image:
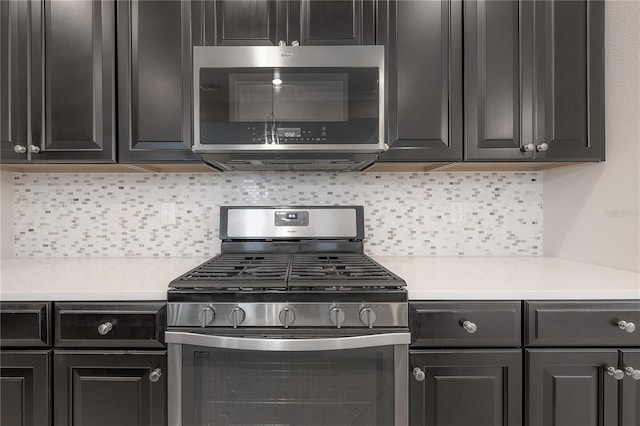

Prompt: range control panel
xmin=275 ymin=211 xmax=309 ymax=227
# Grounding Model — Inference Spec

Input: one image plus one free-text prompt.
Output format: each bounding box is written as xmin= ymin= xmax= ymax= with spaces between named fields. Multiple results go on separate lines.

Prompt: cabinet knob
xmin=606 ymin=366 xmax=625 ymax=380
xmin=291 ymin=40 xmax=300 ymax=46
xmin=412 ymin=367 xmax=425 ymax=381
xmin=149 ymin=368 xmax=163 ymax=383
xmin=625 ymin=367 xmax=640 ymax=380
xmin=278 ymin=40 xmax=287 ymax=46
xmin=618 ymin=320 xmax=636 ymax=333
xmin=28 ymin=145 xmax=41 ymax=153
xmin=462 ymin=320 xmax=477 ymax=334
xmin=97 ymin=322 xmax=113 ymax=335
xmin=520 ymin=143 xmax=535 ymax=152
xmin=536 ymin=143 xmax=549 ymax=152
xmin=13 ymin=145 xmax=27 ymax=154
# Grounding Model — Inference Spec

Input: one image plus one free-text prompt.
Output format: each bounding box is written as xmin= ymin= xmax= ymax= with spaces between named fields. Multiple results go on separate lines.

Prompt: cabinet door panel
xmin=526 ymin=349 xmax=619 ymax=426
xmin=30 ymin=0 xmax=116 ymax=162
xmin=207 ymin=0 xmax=283 ymax=46
xmin=534 ymin=0 xmax=604 ymax=161
xmin=621 ymin=350 xmax=640 ymax=426
xmin=117 ymin=0 xmax=201 ymax=162
xmin=298 ymin=0 xmax=374 ymax=45
xmin=54 ymin=350 xmax=166 ymax=426
xmin=464 ymin=0 xmax=534 ymax=160
xmin=410 ymin=350 xmax=522 ymax=426
xmin=0 ymin=350 xmax=51 ymax=426
xmin=0 ymin=1 xmax=30 ymax=162
xmin=378 ymin=0 xmax=462 ymax=162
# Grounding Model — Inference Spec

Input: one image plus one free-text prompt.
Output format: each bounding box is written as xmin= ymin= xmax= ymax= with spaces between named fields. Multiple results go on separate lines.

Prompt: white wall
xmin=544 ymin=0 xmax=640 ymax=272
xmin=1 ymin=171 xmax=14 ymax=257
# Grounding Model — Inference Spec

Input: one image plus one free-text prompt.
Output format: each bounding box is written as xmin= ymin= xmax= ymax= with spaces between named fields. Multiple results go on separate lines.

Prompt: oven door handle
xmin=165 ymin=331 xmax=410 ymax=351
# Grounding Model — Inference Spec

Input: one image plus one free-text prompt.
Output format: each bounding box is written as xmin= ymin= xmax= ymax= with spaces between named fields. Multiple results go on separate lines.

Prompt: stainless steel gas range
xmin=165 ymin=206 xmax=409 ymax=426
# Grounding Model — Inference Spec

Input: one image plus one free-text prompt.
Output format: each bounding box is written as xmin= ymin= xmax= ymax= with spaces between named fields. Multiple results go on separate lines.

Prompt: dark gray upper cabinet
xmin=410 ymin=350 xmax=522 ymax=426
xmin=622 ymin=350 xmax=640 ymax=426
xmin=54 ymin=350 xmax=166 ymax=426
xmin=0 ymin=350 xmax=51 ymax=426
xmin=526 ymin=349 xmax=619 ymax=426
xmin=377 ymin=0 xmax=463 ymax=163
xmin=117 ymin=0 xmax=201 ymax=162
xmin=1 ymin=0 xmax=116 ymax=164
xmin=204 ymin=0 xmax=373 ymax=46
xmin=465 ymin=0 xmax=604 ymax=162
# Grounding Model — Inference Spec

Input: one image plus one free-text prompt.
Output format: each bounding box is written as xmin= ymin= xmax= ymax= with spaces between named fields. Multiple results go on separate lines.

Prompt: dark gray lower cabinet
xmin=526 ymin=349 xmax=619 ymax=426
xmin=622 ymin=350 xmax=640 ymax=426
xmin=0 ymin=350 xmax=51 ymax=426
xmin=410 ymin=350 xmax=522 ymax=426
xmin=54 ymin=350 xmax=167 ymax=426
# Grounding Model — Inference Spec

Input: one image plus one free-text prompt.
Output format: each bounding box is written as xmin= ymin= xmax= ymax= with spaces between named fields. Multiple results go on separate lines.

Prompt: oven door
xmin=165 ymin=331 xmax=409 ymax=426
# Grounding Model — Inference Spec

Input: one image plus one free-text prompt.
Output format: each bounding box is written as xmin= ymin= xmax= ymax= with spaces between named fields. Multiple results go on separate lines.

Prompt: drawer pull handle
xmin=606 ymin=366 xmax=625 ymax=380
xmin=412 ymin=367 xmax=425 ymax=381
xmin=462 ymin=320 xmax=477 ymax=334
xmin=618 ymin=321 xmax=636 ymax=333
xmin=149 ymin=368 xmax=163 ymax=383
xmin=97 ymin=322 xmax=113 ymax=335
xmin=625 ymin=367 xmax=640 ymax=380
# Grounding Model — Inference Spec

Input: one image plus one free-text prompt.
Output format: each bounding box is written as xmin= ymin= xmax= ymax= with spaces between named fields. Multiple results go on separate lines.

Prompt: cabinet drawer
xmin=525 ymin=301 xmax=640 ymax=347
xmin=410 ymin=301 xmax=521 ymax=347
xmin=55 ymin=302 xmax=166 ymax=348
xmin=0 ymin=302 xmax=51 ymax=347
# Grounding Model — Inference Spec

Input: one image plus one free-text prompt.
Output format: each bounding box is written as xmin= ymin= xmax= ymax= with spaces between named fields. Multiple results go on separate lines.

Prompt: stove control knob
xmin=329 ymin=307 xmax=346 ymax=329
xmin=359 ymin=308 xmax=377 ymax=328
xmin=197 ymin=306 xmax=215 ymax=327
xmin=228 ymin=307 xmax=246 ymax=328
xmin=279 ymin=307 xmax=295 ymax=329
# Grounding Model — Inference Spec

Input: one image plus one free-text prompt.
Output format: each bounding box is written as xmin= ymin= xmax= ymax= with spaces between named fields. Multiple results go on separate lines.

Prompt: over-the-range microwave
xmin=192 ymin=45 xmax=385 ymax=171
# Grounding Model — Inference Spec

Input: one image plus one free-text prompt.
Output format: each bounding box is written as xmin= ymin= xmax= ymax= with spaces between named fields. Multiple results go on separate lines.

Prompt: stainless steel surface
xmin=606 ymin=366 xmax=625 ymax=380
xmin=28 ymin=145 xmax=40 ymax=153
xmin=328 ymin=307 xmax=346 ymax=329
xmin=360 ymin=307 xmax=377 ymax=328
xmin=279 ymin=306 xmax=295 ymax=328
xmin=97 ymin=322 xmax=112 ymax=335
xmin=536 ymin=142 xmax=549 ymax=152
xmin=228 ymin=307 xmax=246 ymax=328
xmin=462 ymin=320 xmax=477 ymax=334
xmin=412 ymin=367 xmax=426 ymax=381
xmin=395 ymin=344 xmax=409 ymax=426
xmin=625 ymin=366 xmax=640 ymax=380
xmin=168 ymin=302 xmax=408 ymax=328
xmin=148 ymin=368 xmax=162 ymax=383
xmin=618 ymin=320 xmax=636 ymax=333
xmin=521 ymin=143 xmax=535 ymax=152
xmin=165 ymin=331 xmax=410 ymax=351
xmin=13 ymin=145 xmax=27 ymax=154
xmin=193 ymin=45 xmax=385 ymax=154
xmin=168 ymin=344 xmax=182 ymax=426
xmin=197 ymin=306 xmax=215 ymax=327
xmin=226 ymin=207 xmax=357 ymax=239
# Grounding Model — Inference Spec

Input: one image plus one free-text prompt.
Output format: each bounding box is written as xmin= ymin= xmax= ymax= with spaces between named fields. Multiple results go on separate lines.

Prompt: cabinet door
xmin=28 ymin=0 xmax=115 ymax=162
xmin=621 ymin=350 xmax=640 ymax=426
xmin=54 ymin=350 xmax=166 ymax=426
xmin=0 ymin=1 xmax=29 ymax=163
xmin=205 ymin=0 xmax=285 ymax=46
xmin=117 ymin=0 xmax=201 ymax=162
xmin=0 ymin=350 xmax=51 ymax=426
xmin=464 ymin=0 xmax=534 ymax=161
xmin=533 ymin=0 xmax=604 ymax=161
xmin=410 ymin=350 xmax=522 ymax=426
xmin=377 ymin=0 xmax=462 ymax=163
xmin=526 ymin=349 xmax=619 ymax=426
xmin=295 ymin=0 xmax=375 ymax=46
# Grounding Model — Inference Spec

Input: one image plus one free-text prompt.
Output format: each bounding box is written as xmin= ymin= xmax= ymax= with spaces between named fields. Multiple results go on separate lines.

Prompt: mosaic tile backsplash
xmin=10 ymin=172 xmax=543 ymax=257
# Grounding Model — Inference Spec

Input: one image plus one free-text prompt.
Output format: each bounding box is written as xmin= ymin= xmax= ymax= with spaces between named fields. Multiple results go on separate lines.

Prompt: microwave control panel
xmin=249 ymin=125 xmax=329 ymax=144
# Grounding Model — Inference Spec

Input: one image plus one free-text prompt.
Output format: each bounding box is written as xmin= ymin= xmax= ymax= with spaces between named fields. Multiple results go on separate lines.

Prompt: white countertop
xmin=1 ymin=257 xmax=638 ymax=301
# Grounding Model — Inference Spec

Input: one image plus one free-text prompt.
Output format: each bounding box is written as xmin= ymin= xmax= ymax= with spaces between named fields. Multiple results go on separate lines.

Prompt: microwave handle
xmin=165 ymin=331 xmax=410 ymax=351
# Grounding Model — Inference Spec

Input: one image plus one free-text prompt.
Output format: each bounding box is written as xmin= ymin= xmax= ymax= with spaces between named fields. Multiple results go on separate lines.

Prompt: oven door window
xmin=198 ymin=67 xmax=379 ymax=146
xmin=182 ymin=346 xmax=395 ymax=426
